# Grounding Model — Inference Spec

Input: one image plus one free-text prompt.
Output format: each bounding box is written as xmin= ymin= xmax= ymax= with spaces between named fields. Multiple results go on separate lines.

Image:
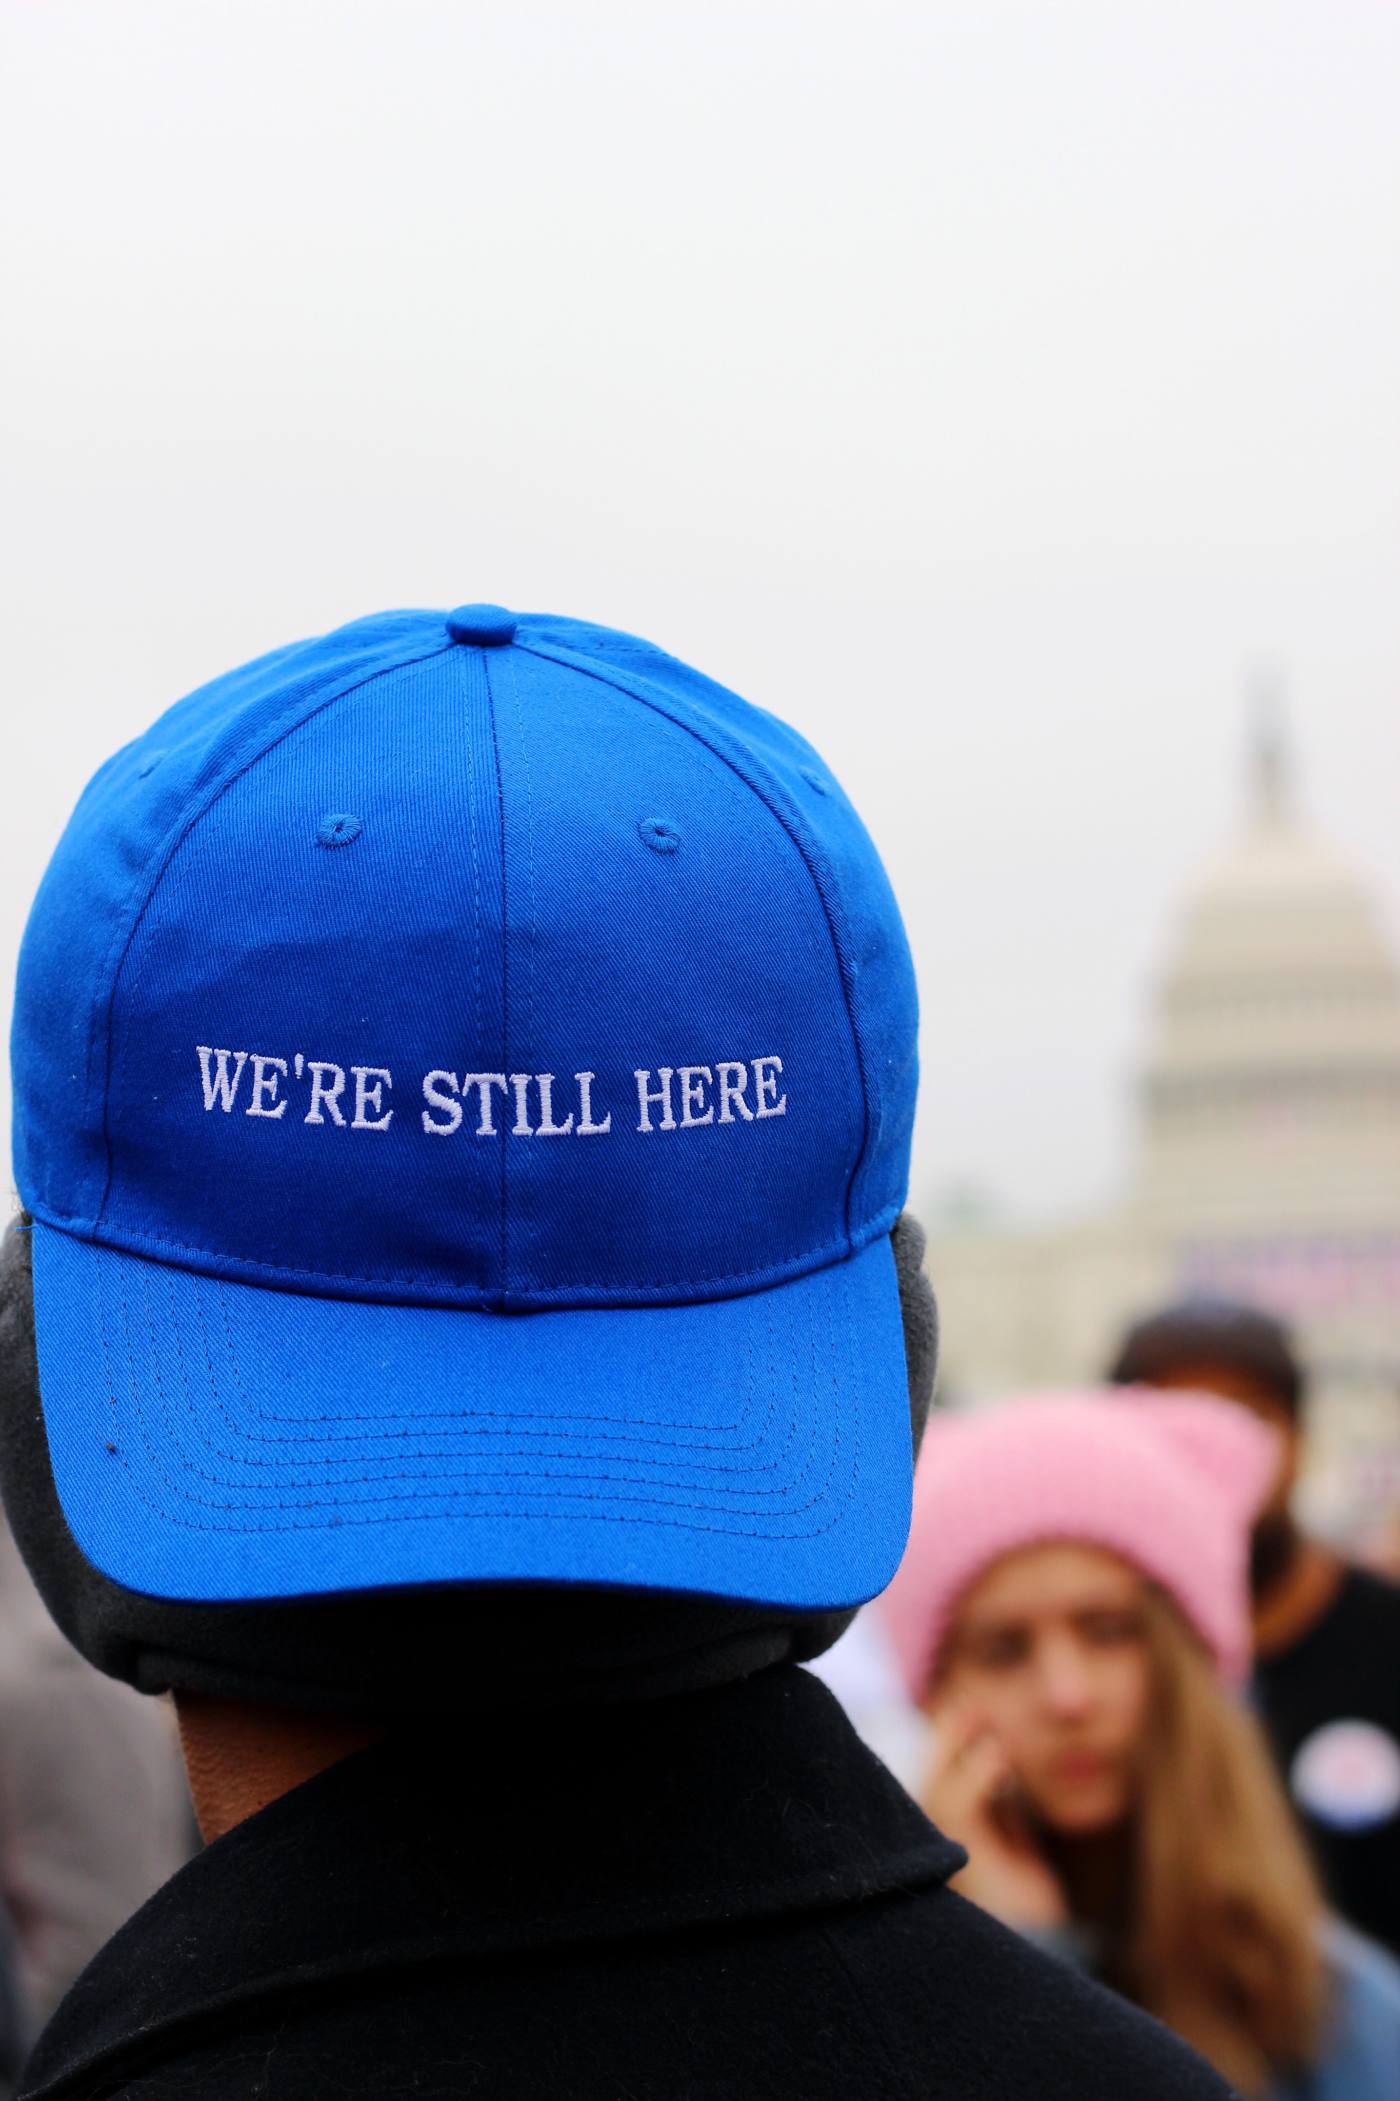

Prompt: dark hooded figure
xmin=1111 ymin=1297 xmax=1400 ymax=1958
xmin=3 ymin=604 xmax=1230 ymax=2099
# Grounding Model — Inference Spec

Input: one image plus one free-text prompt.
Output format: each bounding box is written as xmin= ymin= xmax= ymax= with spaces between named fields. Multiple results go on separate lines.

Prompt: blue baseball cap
xmin=11 ymin=604 xmax=918 ymax=1611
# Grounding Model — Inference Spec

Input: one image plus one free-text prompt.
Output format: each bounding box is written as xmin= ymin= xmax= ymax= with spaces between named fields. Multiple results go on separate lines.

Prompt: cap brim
xmin=28 ymin=1224 xmax=912 ymax=1612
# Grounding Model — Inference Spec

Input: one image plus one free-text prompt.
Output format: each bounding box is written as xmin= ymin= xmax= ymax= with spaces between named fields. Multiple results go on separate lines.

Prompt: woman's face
xmin=934 ymin=1544 xmax=1152 ymax=1835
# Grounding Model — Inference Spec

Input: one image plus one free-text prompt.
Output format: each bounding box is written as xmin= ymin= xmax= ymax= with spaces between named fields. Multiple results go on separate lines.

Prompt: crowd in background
xmin=0 ymin=1523 xmax=192 ymax=2093
xmin=818 ymin=1294 xmax=1400 ymax=2099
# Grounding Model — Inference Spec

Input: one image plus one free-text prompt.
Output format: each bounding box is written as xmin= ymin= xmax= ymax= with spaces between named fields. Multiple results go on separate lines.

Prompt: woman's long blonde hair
xmin=1108 ymin=1589 xmax=1328 ymax=2094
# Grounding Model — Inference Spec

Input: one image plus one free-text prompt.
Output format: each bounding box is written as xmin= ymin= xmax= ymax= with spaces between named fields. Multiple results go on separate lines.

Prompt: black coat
xmin=19 ymin=1666 xmax=1233 ymax=2100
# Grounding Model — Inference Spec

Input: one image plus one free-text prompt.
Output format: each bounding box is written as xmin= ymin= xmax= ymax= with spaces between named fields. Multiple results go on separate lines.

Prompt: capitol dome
xmin=1134 ymin=715 xmax=1400 ymax=1232
xmin=926 ymin=702 xmax=1400 ymax=1535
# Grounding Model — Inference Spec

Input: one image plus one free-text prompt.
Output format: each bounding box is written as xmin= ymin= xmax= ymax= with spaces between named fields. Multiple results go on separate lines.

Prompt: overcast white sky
xmin=2 ymin=0 xmax=1397 ymax=1223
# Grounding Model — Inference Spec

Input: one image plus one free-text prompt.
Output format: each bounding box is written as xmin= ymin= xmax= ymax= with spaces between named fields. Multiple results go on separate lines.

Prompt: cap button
xmin=446 ymin=604 xmax=517 ymax=648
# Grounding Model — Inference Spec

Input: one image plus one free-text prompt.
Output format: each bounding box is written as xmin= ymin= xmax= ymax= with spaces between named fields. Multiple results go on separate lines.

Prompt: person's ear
xmin=892 ymin=1212 xmax=938 ymax=1460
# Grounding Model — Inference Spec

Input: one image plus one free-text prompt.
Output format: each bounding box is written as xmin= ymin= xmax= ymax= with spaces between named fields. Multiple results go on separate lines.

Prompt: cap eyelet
xmin=317 ymin=813 xmax=363 ymax=849
xmin=638 ymin=817 xmax=681 ymax=855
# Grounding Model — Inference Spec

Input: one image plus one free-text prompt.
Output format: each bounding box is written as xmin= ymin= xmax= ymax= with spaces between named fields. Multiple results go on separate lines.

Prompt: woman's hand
xmin=919 ymin=1704 xmax=1069 ymax=1931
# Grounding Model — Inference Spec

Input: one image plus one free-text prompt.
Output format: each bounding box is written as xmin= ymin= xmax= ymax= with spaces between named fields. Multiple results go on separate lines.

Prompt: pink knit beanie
xmin=879 ymin=1389 xmax=1278 ymax=1698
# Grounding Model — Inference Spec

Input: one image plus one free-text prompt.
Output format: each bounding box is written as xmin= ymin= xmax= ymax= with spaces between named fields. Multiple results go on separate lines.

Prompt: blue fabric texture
xmin=1273 ymin=1921 xmax=1400 ymax=2101
xmin=12 ymin=607 xmax=919 ymax=1608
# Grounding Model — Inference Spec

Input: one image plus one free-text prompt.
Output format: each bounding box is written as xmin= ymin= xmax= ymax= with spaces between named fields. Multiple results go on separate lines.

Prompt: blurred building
xmin=925 ymin=717 xmax=1400 ymax=1546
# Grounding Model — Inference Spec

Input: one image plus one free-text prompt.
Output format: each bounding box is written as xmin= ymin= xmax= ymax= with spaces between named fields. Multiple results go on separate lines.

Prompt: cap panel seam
xmin=515 ymin=640 xmax=876 ymax=1246
xmin=88 ymin=637 xmax=457 ymax=1242
xmin=462 ymin=653 xmax=484 ymax=1107
xmin=28 ymin=1202 xmax=899 ymax=1306
xmin=481 ymin=650 xmax=511 ymax=1308
xmin=487 ymin=647 xmax=542 ymax=1310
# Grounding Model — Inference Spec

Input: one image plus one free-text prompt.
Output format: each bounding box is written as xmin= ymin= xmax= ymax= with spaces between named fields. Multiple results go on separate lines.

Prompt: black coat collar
xmin=23 ymin=1665 xmax=963 ymax=2100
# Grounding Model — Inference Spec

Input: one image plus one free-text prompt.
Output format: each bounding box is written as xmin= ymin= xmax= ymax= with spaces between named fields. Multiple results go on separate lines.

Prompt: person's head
xmin=934 ymin=1537 xmax=1152 ymax=1834
xmin=881 ymin=1388 xmax=1274 ymax=1712
xmin=881 ymin=1390 xmax=1327 ymax=2094
xmin=2 ymin=603 xmax=934 ymax=1742
xmin=1108 ymin=1299 xmax=1305 ymax=1548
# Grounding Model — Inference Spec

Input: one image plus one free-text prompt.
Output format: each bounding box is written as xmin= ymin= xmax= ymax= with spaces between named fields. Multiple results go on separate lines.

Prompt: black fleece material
xmin=0 ymin=1214 xmax=936 ymax=1710
xmin=16 ymin=1663 xmax=1234 ymax=2101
